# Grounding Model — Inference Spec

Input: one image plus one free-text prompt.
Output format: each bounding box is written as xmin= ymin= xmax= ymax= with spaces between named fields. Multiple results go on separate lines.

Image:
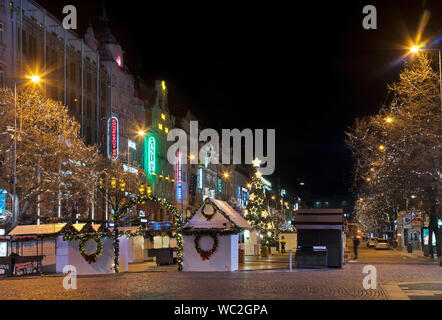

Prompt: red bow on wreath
xmin=199 ymin=251 xmax=212 ymax=260
xmin=84 ymin=254 xmax=97 ymax=264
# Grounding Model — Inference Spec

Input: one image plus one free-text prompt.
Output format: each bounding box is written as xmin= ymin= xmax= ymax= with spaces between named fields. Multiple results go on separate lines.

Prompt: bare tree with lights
xmin=347 ymin=54 xmax=441 ymax=256
xmin=0 ymin=88 xmax=101 ymax=225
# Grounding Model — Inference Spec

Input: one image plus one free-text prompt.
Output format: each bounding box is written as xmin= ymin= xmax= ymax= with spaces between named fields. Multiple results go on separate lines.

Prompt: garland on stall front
xmin=194 ymin=233 xmax=218 ymax=260
xmin=201 ymin=202 xmax=217 ymax=221
xmin=119 ymin=194 xmax=183 ymax=271
xmin=79 ymin=234 xmax=103 ymax=264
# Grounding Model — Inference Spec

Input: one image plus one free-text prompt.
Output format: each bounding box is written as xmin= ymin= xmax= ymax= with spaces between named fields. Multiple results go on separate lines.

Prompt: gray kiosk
xmin=294 ymin=209 xmax=344 ymax=268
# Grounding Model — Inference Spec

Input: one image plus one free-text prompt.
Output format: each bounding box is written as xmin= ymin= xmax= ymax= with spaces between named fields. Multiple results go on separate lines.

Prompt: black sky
xmin=39 ymin=0 xmax=442 ymax=199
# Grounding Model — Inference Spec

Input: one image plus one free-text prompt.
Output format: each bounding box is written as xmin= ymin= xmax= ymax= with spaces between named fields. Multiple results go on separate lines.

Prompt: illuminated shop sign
xmin=107 ymin=116 xmax=119 ymax=160
xmin=128 ymin=139 xmax=136 ymax=150
xmin=198 ymin=166 xmax=203 ymax=189
xmin=176 ymin=152 xmax=183 ymax=201
xmin=218 ymin=178 xmax=222 ymax=193
xmin=147 ymin=136 xmax=156 ymax=174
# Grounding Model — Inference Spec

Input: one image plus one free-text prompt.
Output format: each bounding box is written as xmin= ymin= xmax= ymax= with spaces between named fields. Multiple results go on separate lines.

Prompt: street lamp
xmin=409 ymin=45 xmax=442 ymax=118
xmin=12 ymin=74 xmax=42 ymax=226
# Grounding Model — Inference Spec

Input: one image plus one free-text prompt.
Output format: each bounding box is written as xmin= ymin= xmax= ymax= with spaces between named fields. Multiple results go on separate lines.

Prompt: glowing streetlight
xmin=223 ymin=172 xmax=230 ymax=179
xmin=385 ymin=117 xmax=393 ymax=123
xmin=137 ymin=130 xmax=145 ymax=137
xmin=378 ymin=145 xmax=385 ymax=151
xmin=410 ymin=45 xmax=420 ymax=53
xmin=28 ymin=75 xmax=41 ymax=83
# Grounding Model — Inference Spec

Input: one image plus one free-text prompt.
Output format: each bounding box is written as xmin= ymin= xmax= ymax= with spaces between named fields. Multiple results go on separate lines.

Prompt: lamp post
xmin=410 ymin=45 xmax=442 ymax=118
xmin=12 ymin=75 xmax=41 ymax=226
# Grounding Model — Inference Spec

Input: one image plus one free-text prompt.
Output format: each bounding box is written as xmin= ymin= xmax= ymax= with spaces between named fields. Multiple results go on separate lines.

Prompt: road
xmin=0 ymin=247 xmax=440 ymax=300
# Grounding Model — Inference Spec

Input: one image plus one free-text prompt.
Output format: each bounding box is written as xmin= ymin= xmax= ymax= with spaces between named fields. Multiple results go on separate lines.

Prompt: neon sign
xmin=176 ymin=152 xmax=183 ymax=200
xmin=148 ymin=136 xmax=155 ymax=174
xmin=107 ymin=116 xmax=119 ymax=160
xmin=198 ymin=166 xmax=203 ymax=189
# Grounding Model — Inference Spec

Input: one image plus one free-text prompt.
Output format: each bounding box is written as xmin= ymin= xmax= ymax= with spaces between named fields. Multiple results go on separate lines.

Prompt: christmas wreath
xmin=194 ymin=234 xmax=218 ymax=260
xmin=201 ymin=202 xmax=217 ymax=221
xmin=79 ymin=234 xmax=104 ymax=264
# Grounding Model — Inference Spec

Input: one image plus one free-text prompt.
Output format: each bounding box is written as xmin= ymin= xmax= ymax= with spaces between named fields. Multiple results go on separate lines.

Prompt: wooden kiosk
xmin=294 ymin=209 xmax=344 ymax=268
xmin=183 ymin=198 xmax=251 ymax=272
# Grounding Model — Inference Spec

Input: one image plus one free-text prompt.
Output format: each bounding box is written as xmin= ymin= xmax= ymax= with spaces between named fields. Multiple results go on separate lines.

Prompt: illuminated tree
xmin=245 ymin=160 xmax=277 ymax=246
xmin=0 ymin=88 xmax=100 ymax=225
xmin=346 ymin=54 xmax=441 ymax=255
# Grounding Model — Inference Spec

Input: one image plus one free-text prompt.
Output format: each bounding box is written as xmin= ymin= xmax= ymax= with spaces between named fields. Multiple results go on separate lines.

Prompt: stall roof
xmin=8 ymin=223 xmax=104 ymax=236
xmin=184 ymin=198 xmax=251 ymax=231
xmin=8 ymin=223 xmax=68 ymax=236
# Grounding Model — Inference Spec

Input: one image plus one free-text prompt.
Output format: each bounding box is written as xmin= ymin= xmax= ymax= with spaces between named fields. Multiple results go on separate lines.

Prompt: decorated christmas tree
xmin=245 ymin=158 xmax=277 ymax=246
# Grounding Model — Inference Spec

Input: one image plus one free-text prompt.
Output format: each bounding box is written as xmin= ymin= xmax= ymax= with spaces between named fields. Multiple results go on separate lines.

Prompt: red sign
xmin=107 ymin=116 xmax=119 ymax=160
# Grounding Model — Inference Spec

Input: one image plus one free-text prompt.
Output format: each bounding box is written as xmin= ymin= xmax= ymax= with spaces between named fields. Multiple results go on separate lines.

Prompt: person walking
xmin=280 ymin=236 xmax=286 ymax=254
xmin=352 ymin=235 xmax=360 ymax=260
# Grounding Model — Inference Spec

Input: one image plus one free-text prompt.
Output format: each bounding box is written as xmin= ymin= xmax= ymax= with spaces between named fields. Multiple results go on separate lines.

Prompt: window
xmin=0 ymin=65 xmax=4 ymax=88
xmin=69 ymin=63 xmax=76 ymax=82
xmin=158 ymin=123 xmax=163 ymax=130
xmin=86 ymin=100 xmax=91 ymax=118
xmin=0 ymin=22 xmax=4 ymax=44
xmin=161 ymin=113 xmax=166 ymax=120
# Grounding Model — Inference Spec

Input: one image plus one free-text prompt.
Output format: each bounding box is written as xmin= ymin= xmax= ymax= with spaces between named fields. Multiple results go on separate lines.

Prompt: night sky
xmin=39 ymin=0 xmax=442 ymax=199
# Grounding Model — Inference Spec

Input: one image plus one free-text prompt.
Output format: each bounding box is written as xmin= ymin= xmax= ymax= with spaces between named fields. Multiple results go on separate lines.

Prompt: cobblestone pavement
xmin=1 ymin=263 xmax=441 ymax=300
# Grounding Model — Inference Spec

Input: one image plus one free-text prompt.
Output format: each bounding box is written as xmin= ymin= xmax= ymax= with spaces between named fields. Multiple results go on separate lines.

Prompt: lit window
xmin=158 ymin=123 xmax=163 ymax=130
xmin=165 ymin=127 xmax=169 ymax=134
xmin=161 ymin=113 xmax=166 ymax=120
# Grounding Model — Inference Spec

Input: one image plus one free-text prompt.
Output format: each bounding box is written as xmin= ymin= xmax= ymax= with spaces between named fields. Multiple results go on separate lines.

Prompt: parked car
xmin=375 ymin=239 xmax=390 ymax=250
xmin=366 ymin=238 xmax=377 ymax=248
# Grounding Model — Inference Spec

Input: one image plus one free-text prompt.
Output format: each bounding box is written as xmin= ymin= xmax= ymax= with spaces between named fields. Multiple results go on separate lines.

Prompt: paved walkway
xmin=1 ymin=246 xmax=440 ymax=300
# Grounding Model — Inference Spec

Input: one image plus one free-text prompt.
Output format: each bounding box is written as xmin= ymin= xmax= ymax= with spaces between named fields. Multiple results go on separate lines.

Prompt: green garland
xmin=194 ymin=233 xmax=218 ymax=260
xmin=79 ymin=234 xmax=103 ymax=264
xmin=119 ymin=194 xmax=183 ymax=271
xmin=201 ymin=201 xmax=217 ymax=221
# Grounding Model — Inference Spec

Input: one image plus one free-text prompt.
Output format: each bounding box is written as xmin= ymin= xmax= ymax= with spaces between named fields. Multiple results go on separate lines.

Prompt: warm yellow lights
xmin=29 ymin=75 xmax=41 ymax=83
xmin=223 ymin=172 xmax=230 ymax=178
xmin=271 ymin=196 xmax=276 ymax=200
xmin=366 ymin=178 xmax=371 ymax=182
xmin=410 ymin=45 xmax=420 ymax=53
xmin=378 ymin=145 xmax=385 ymax=151
xmin=246 ymin=183 xmax=252 ymax=189
xmin=138 ymin=130 xmax=145 ymax=136
xmin=161 ymin=81 xmax=166 ymax=91
xmin=385 ymin=117 xmax=393 ymax=123
xmin=165 ymin=127 xmax=169 ymax=134
xmin=158 ymin=123 xmax=163 ymax=130
xmin=161 ymin=113 xmax=166 ymax=120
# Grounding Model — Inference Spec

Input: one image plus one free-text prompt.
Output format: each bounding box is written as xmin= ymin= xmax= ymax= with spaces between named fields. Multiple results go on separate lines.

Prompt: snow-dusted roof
xmin=9 ymin=223 xmax=68 ymax=236
xmin=184 ymin=198 xmax=251 ymax=231
xmin=9 ymin=223 xmax=104 ymax=236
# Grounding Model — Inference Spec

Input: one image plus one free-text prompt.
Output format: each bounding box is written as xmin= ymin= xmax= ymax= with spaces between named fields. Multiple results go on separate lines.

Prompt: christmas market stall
xmin=110 ymin=226 xmax=144 ymax=263
xmin=183 ymin=198 xmax=251 ymax=272
xmin=294 ymin=209 xmax=344 ymax=268
xmin=0 ymin=223 xmax=91 ymax=275
xmin=57 ymin=223 xmax=129 ymax=275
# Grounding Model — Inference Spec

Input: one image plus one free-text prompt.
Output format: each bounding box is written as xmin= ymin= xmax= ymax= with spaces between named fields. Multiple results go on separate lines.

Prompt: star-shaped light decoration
xmin=252 ymin=157 xmax=262 ymax=167
xmin=256 ymin=171 xmax=262 ymax=178
xmin=249 ymin=193 xmax=256 ymax=201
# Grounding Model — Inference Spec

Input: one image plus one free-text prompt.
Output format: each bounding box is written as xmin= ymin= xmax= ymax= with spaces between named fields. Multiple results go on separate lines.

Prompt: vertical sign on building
xmin=198 ymin=166 xmax=203 ymax=189
xmin=147 ymin=135 xmax=156 ymax=175
xmin=107 ymin=116 xmax=119 ymax=160
xmin=176 ymin=152 xmax=183 ymax=201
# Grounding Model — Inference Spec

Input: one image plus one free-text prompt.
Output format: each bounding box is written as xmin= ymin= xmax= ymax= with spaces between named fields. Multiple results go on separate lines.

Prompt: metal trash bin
xmin=295 ymin=246 xmax=328 ymax=268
